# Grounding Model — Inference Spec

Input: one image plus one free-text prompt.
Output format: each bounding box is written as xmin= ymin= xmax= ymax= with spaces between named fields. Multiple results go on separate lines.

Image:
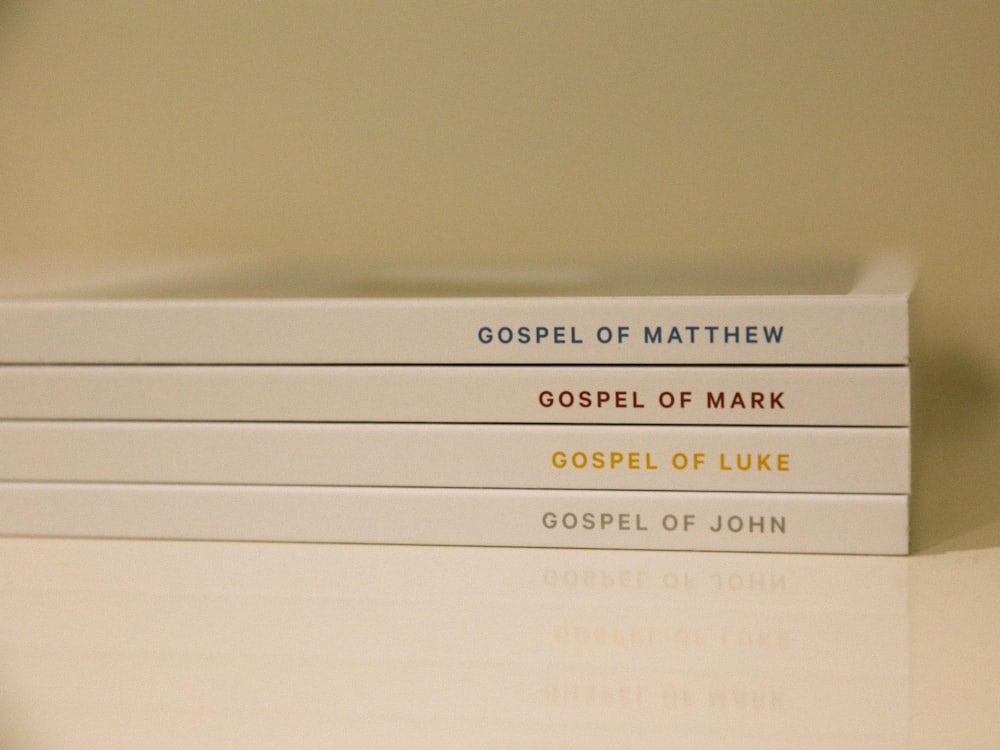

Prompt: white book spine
xmin=0 ymin=422 xmax=909 ymax=493
xmin=0 ymin=483 xmax=909 ymax=554
xmin=0 ymin=365 xmax=910 ymax=426
xmin=0 ymin=295 xmax=908 ymax=364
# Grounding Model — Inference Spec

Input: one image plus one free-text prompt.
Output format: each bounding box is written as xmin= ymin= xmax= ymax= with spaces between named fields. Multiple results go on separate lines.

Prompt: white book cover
xmin=0 ymin=483 xmax=909 ymax=554
xmin=0 ymin=254 xmax=914 ymax=365
xmin=0 ymin=422 xmax=909 ymax=494
xmin=0 ymin=364 xmax=910 ymax=426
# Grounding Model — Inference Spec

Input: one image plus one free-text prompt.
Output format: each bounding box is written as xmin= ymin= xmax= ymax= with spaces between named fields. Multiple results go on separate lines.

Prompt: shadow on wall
xmin=910 ymin=334 xmax=1000 ymax=553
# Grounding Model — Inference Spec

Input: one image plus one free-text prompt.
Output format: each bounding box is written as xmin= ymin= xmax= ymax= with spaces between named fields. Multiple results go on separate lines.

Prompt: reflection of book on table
xmin=0 ymin=539 xmax=909 ymax=743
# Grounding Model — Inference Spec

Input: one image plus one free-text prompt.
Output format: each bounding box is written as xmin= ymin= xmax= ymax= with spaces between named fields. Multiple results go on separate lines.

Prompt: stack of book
xmin=0 ymin=254 xmax=913 ymax=554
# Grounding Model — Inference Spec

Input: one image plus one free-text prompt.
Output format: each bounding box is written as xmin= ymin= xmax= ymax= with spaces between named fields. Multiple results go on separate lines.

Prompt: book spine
xmin=0 ymin=483 xmax=909 ymax=554
xmin=0 ymin=295 xmax=908 ymax=364
xmin=0 ymin=422 xmax=910 ymax=493
xmin=0 ymin=365 xmax=910 ymax=426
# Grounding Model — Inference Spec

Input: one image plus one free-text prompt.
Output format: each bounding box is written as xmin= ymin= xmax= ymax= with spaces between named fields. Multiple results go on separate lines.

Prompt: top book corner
xmin=0 ymin=252 xmax=914 ymax=365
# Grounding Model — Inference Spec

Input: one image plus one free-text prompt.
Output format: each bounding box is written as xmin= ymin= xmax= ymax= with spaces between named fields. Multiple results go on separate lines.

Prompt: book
xmin=0 ymin=421 xmax=909 ymax=493
xmin=0 ymin=482 xmax=909 ymax=554
xmin=0 ymin=364 xmax=910 ymax=426
xmin=0 ymin=254 xmax=914 ymax=364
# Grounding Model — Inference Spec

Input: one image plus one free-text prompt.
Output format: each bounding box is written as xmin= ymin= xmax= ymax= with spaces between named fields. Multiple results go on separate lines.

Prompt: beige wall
xmin=2 ymin=21 xmax=998 ymax=327
xmin=2 ymin=3 xmax=996 ymax=287
xmin=0 ymin=7 xmax=1000 ymax=356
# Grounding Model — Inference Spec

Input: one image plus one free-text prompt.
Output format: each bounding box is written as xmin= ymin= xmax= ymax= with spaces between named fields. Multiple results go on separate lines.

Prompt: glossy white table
xmin=1 ymin=539 xmax=997 ymax=749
